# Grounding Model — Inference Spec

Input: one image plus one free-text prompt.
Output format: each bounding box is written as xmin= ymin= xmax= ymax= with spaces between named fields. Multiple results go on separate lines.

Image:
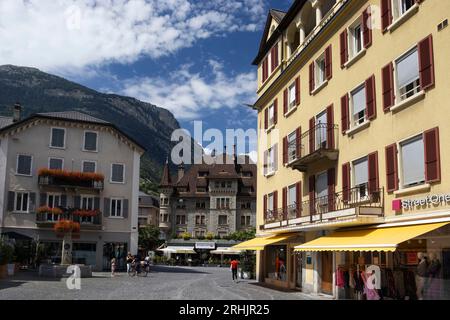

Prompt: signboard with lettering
xmin=393 ymin=193 xmax=450 ymax=212
xmin=195 ymin=242 xmax=216 ymax=250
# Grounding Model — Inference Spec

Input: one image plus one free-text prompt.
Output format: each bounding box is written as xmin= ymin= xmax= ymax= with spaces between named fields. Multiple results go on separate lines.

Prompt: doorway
xmin=321 ymin=251 xmax=333 ymax=294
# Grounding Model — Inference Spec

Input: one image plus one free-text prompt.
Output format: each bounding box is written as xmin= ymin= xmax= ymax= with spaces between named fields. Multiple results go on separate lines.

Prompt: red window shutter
xmin=362 ymin=7 xmax=372 ymax=48
xmin=325 ymin=45 xmax=333 ymax=80
xmin=273 ymin=191 xmax=278 ymax=212
xmin=283 ymin=136 xmax=288 ymax=165
xmin=264 ymin=108 xmax=268 ymax=130
xmin=283 ymin=89 xmax=288 ymax=115
xmin=309 ymin=175 xmax=315 ymax=215
xmin=327 ymin=168 xmax=336 ymax=212
xmin=282 ymin=187 xmax=287 ymax=218
xmin=296 ymin=127 xmax=301 ymax=159
xmin=424 ymin=127 xmax=441 ymax=183
xmin=385 ymin=144 xmax=399 ymax=192
xmin=340 ymin=30 xmax=348 ymax=68
xmin=309 ymin=62 xmax=315 ymax=95
xmin=382 ymin=62 xmax=395 ymax=111
xmin=341 ymin=93 xmax=349 ymax=134
xmin=326 ymin=104 xmax=335 ymax=149
xmin=263 ymin=194 xmax=267 ymax=219
xmin=342 ymin=163 xmax=351 ymax=203
xmin=368 ymin=151 xmax=379 ymax=195
xmin=365 ymin=75 xmax=377 ymax=120
xmin=418 ymin=35 xmax=435 ymax=91
xmin=274 ymin=99 xmax=278 ymax=125
xmin=309 ymin=117 xmax=315 ymax=154
xmin=296 ymin=182 xmax=302 ymax=217
xmin=270 ymin=48 xmax=275 ymax=72
xmin=381 ymin=0 xmax=392 ymax=32
xmin=295 ymin=77 xmax=301 ymax=105
xmin=262 ymin=57 xmax=268 ymax=82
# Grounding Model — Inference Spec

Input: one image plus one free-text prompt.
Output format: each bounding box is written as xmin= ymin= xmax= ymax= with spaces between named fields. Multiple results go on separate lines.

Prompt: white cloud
xmin=119 ymin=60 xmax=257 ymax=120
xmin=0 ymin=0 xmax=266 ymax=72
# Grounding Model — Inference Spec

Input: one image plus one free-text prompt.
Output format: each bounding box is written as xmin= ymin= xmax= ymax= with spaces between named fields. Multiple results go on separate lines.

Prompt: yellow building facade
xmin=246 ymin=0 xmax=450 ymax=299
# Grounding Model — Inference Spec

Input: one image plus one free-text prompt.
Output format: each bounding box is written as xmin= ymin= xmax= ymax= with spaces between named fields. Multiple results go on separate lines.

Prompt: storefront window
xmin=265 ymin=245 xmax=287 ymax=282
xmin=335 ymin=225 xmax=450 ymax=300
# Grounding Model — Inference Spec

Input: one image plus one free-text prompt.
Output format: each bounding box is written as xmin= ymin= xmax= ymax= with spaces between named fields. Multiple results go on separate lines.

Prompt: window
xmin=267 ymin=147 xmax=276 ymax=174
xmin=393 ymin=0 xmax=416 ymax=20
xmin=110 ymin=198 xmax=123 ymax=217
xmin=196 ymin=201 xmax=206 ymax=209
xmin=47 ymin=194 xmax=61 ymax=222
xmin=195 ymin=215 xmax=206 ymax=225
xmin=395 ymin=47 xmax=420 ymax=102
xmin=198 ymin=171 xmax=208 ymax=177
xmin=400 ymin=135 xmax=425 ymax=188
xmin=287 ymin=131 xmax=297 ymax=163
xmin=196 ymin=187 xmax=206 ymax=192
xmin=16 ymin=155 xmax=32 ymax=176
xmin=176 ymin=215 xmax=186 ymax=225
xmin=195 ymin=230 xmax=206 ymax=238
xmin=316 ymin=172 xmax=328 ymax=209
xmin=349 ymin=22 xmax=363 ymax=59
xmin=83 ymin=131 xmax=98 ymax=152
xmin=14 ymin=192 xmax=29 ymax=213
xmin=315 ymin=54 xmax=326 ymax=87
xmin=241 ymin=202 xmax=251 ymax=209
xmin=161 ymin=197 xmax=169 ymax=206
xmin=353 ymin=157 xmax=369 ymax=200
xmin=111 ymin=164 xmax=125 ymax=183
xmin=81 ymin=195 xmax=95 ymax=223
xmin=226 ymin=181 xmax=232 ymax=188
xmin=287 ymin=184 xmax=297 ymax=217
xmin=216 ymin=198 xmax=230 ymax=209
xmin=350 ymin=85 xmax=367 ymax=127
xmin=288 ymin=83 xmax=296 ymax=109
xmin=268 ymin=103 xmax=275 ymax=127
xmin=50 ymin=128 xmax=66 ymax=148
xmin=49 ymin=158 xmax=64 ymax=170
xmin=161 ymin=213 xmax=169 ymax=223
xmin=218 ymin=215 xmax=228 ymax=225
xmin=82 ymin=161 xmax=97 ymax=173
xmin=316 ymin=111 xmax=328 ymax=149
xmin=268 ymin=193 xmax=274 ymax=214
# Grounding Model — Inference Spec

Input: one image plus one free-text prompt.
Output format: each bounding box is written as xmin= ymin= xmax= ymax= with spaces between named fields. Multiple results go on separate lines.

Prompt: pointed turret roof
xmin=160 ymin=158 xmax=172 ymax=187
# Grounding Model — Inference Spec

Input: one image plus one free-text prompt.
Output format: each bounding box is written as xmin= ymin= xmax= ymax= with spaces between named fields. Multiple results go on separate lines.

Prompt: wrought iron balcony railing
xmin=264 ymin=187 xmax=384 ymax=226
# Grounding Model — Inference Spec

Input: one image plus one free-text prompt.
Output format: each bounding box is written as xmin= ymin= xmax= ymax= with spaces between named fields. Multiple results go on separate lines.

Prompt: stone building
xmin=159 ymin=153 xmax=256 ymax=240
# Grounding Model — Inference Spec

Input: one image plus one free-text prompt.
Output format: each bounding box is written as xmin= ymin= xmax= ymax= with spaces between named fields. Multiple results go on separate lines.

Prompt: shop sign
xmin=392 ymin=193 xmax=450 ymax=212
xmin=195 ymin=242 xmax=216 ymax=250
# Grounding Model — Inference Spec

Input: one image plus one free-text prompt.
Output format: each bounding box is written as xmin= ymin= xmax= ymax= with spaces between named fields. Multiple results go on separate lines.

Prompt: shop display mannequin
xmin=415 ymin=252 xmax=428 ymax=300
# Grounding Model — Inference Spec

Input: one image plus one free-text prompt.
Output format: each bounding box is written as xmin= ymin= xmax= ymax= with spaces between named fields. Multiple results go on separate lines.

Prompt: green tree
xmin=229 ymin=228 xmax=256 ymax=241
xmin=139 ymin=225 xmax=163 ymax=251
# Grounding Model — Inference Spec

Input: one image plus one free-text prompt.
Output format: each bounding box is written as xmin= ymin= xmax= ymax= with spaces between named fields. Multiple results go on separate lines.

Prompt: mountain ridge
xmin=0 ymin=64 xmax=180 ymax=183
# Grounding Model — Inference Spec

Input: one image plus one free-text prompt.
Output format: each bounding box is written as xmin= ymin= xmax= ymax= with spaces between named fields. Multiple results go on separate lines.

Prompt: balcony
xmin=287 ymin=123 xmax=339 ymax=172
xmin=264 ymin=187 xmax=384 ymax=231
xmin=36 ymin=209 xmax=102 ymax=230
xmin=38 ymin=169 xmax=104 ymax=191
xmin=159 ymin=221 xmax=171 ymax=229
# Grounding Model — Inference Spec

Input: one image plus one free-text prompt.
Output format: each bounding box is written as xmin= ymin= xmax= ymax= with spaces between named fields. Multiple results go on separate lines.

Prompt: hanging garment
xmin=405 ymin=270 xmax=418 ymax=300
xmin=385 ymin=269 xmax=397 ymax=299
xmin=336 ymin=268 xmax=345 ymax=288
xmin=343 ymin=270 xmax=350 ymax=288
xmin=393 ymin=270 xmax=405 ymax=299
xmin=354 ymin=271 xmax=364 ymax=293
xmin=349 ymin=270 xmax=356 ymax=289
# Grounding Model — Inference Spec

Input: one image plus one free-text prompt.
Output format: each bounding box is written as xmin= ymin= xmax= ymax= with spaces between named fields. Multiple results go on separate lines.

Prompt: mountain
xmin=0 ymin=65 xmax=180 ymax=184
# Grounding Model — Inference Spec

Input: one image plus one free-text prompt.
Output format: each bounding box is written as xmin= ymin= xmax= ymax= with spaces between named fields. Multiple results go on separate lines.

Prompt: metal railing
xmin=38 ymin=176 xmax=104 ymax=190
xmin=265 ymin=187 xmax=384 ymax=226
xmin=287 ymin=123 xmax=339 ymax=163
xmin=36 ymin=209 xmax=102 ymax=226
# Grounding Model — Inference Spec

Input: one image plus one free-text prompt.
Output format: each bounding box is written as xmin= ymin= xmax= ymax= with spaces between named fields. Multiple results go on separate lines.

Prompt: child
xmin=111 ymin=257 xmax=116 ymax=277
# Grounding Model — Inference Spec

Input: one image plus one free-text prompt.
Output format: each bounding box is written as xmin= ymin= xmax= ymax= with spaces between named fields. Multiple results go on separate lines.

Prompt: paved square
xmin=0 ymin=266 xmax=324 ymax=300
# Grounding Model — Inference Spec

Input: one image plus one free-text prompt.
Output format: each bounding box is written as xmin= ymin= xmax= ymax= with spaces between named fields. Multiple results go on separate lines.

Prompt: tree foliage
xmin=138 ymin=225 xmax=163 ymax=251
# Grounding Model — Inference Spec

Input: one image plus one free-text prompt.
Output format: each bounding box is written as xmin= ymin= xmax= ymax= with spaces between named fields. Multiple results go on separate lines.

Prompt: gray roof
xmin=37 ymin=111 xmax=109 ymax=124
xmin=0 ymin=117 xmax=13 ymax=129
xmin=270 ymin=9 xmax=286 ymax=23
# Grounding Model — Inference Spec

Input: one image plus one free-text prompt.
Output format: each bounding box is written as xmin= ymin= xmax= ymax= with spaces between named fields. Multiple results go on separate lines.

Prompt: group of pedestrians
xmin=110 ymin=252 xmax=151 ymax=277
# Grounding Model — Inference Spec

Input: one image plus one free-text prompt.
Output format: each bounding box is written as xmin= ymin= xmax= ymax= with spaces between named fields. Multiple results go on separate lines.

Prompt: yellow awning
xmin=294 ymin=222 xmax=448 ymax=252
xmin=232 ymin=234 xmax=295 ymax=251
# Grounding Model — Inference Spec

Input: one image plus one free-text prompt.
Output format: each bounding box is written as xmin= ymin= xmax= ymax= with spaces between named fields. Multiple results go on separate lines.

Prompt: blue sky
xmin=0 ymin=0 xmax=293 ymax=158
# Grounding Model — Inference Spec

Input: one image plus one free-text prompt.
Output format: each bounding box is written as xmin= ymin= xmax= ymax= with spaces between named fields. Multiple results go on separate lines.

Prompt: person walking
xmin=126 ymin=252 xmax=133 ymax=275
xmin=111 ymin=257 xmax=117 ymax=277
xmin=230 ymin=258 xmax=239 ymax=282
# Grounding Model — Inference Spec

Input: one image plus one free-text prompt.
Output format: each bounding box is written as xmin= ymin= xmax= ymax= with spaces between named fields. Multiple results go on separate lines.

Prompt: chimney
xmin=178 ymin=162 xmax=185 ymax=181
xmin=13 ymin=103 xmax=22 ymax=122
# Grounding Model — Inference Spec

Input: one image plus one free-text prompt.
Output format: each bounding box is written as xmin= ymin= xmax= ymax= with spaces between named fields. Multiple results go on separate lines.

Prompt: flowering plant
xmin=37 ymin=206 xmax=63 ymax=215
xmin=38 ymin=168 xmax=104 ymax=182
xmin=54 ymin=220 xmax=79 ymax=233
xmin=73 ymin=209 xmax=101 ymax=217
